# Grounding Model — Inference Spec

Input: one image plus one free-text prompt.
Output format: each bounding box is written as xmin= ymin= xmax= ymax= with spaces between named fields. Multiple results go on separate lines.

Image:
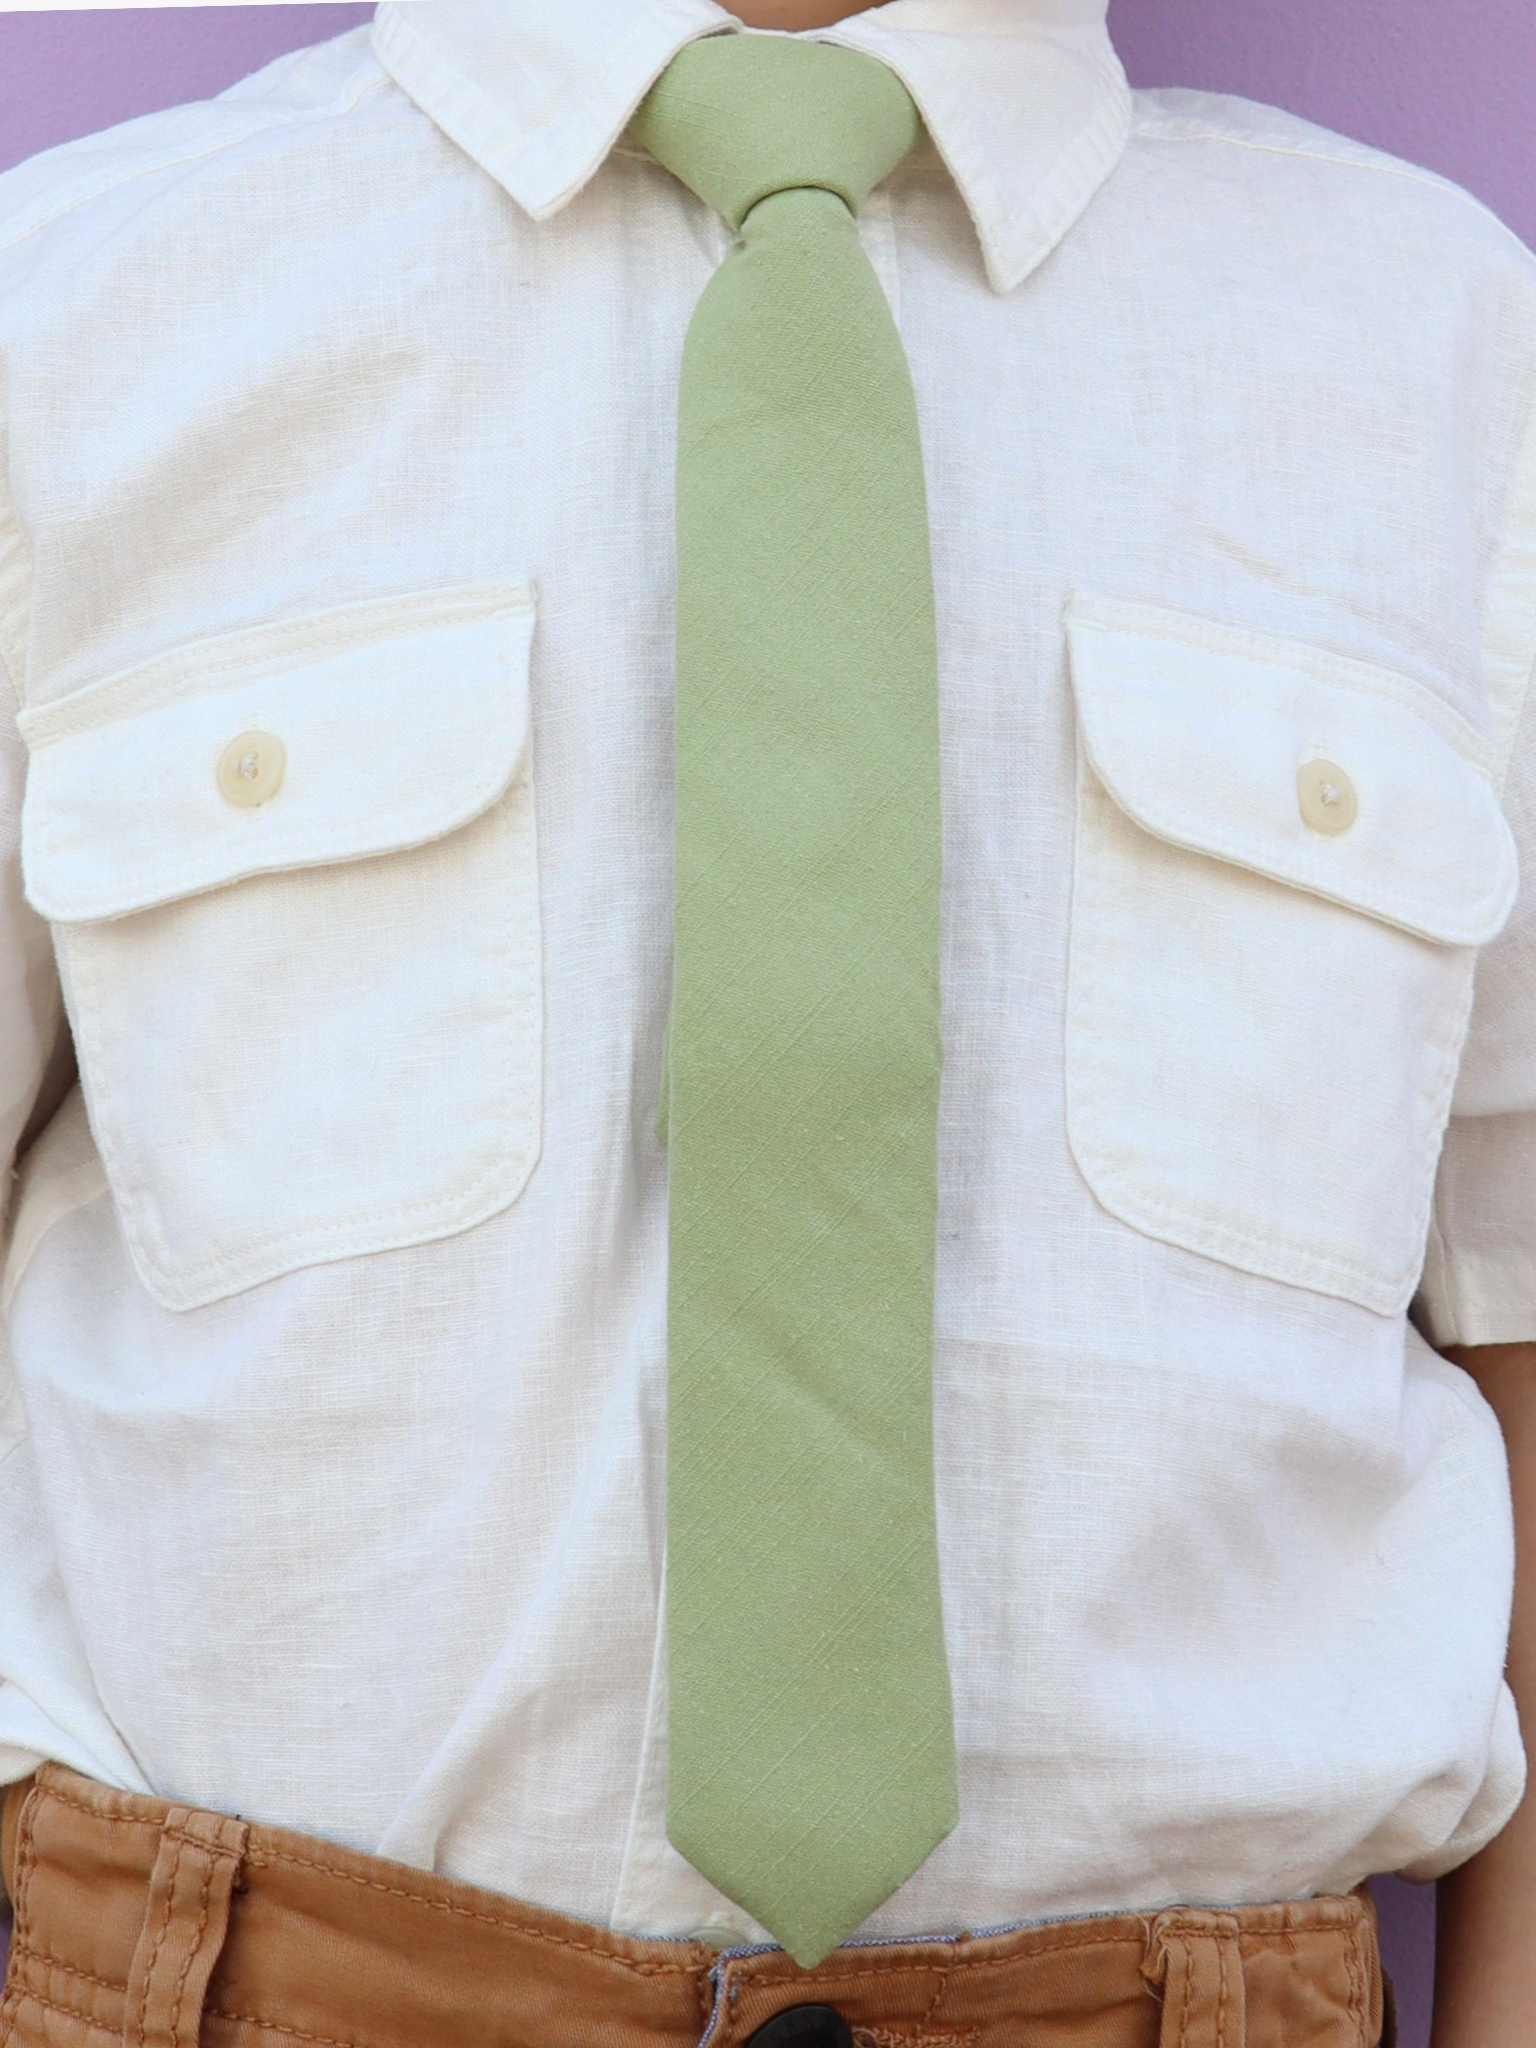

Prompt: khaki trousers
xmin=0 ymin=1765 xmax=1388 ymax=2048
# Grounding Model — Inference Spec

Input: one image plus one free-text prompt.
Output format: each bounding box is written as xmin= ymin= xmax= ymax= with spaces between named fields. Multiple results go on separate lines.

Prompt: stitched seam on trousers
xmin=1339 ymin=1925 xmax=1358 ymax=2045
xmin=12 ymin=1784 xmax=696 ymax=1985
xmin=765 ymin=1929 xmax=1150 ymax=1981
xmin=25 ymin=1787 xmax=162 ymax=1846
xmin=5 ymin=1779 xmax=49 ymax=2048
xmin=5 ymin=1985 xmax=121 ymax=2041
xmin=1179 ymin=1937 xmax=1194 ymax=2048
xmin=0 ymin=1963 xmax=19 ymax=2048
xmin=1217 ymin=1935 xmax=1228 ymax=2048
xmin=166 ymin=1846 xmax=217 ymax=2048
xmin=1338 ymin=1928 xmax=1355 ymax=2045
xmin=13 ymin=1783 xmax=41 ymax=1937
xmin=915 ymin=1936 xmax=956 ymax=2028
xmin=158 ymin=1829 xmax=241 ymax=1857
xmin=134 ymin=1833 xmax=183 ymax=2048
xmin=207 ymin=2007 xmax=375 ymax=2048
xmin=9 ymin=1948 xmax=126 ymax=1997
xmin=206 ymin=2015 xmax=979 ymax=2048
xmin=25 ymin=1790 xmax=232 ymax=1867
xmin=854 ymin=2031 xmax=979 ymax=2048
xmin=729 ymin=1928 xmax=1150 ymax=1997
xmin=802 ymin=1909 xmax=1360 ymax=2006
xmin=232 ymin=1847 xmax=697 ymax=1977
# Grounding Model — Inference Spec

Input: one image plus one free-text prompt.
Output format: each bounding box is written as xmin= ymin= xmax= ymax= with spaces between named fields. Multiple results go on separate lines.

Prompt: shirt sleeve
xmin=1419 ymin=620 xmax=1536 ymax=1350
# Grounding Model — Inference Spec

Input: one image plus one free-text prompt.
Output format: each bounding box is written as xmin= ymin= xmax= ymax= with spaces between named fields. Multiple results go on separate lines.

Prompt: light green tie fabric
xmin=632 ymin=35 xmax=958 ymax=1969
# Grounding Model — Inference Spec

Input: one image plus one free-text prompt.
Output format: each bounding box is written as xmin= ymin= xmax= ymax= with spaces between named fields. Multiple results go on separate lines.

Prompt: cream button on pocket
xmin=217 ymin=731 xmax=286 ymax=809
xmin=1297 ymin=758 xmax=1357 ymax=835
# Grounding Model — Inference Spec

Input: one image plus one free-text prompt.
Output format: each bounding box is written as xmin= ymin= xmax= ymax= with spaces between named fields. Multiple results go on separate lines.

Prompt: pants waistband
xmin=0 ymin=1764 xmax=1386 ymax=2048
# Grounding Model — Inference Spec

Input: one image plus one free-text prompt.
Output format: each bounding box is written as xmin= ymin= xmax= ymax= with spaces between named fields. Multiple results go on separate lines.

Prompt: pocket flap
xmin=1066 ymin=594 xmax=1518 ymax=947
xmin=19 ymin=585 xmax=536 ymax=922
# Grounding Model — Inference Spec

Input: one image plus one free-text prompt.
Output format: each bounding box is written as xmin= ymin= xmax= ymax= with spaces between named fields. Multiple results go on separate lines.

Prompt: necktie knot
xmin=631 ymin=35 xmax=921 ymax=234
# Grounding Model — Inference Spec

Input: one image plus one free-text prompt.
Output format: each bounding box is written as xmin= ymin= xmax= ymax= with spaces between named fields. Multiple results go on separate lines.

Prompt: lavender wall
xmin=0 ymin=4 xmax=374 ymax=167
xmin=2 ymin=6 xmax=1532 ymax=2046
xmin=1116 ymin=0 xmax=1536 ymax=250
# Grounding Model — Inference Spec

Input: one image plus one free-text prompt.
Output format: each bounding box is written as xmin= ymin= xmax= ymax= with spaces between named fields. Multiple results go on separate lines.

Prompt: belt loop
xmin=1144 ymin=1911 xmax=1248 ymax=2048
xmin=122 ymin=1805 xmax=249 ymax=2048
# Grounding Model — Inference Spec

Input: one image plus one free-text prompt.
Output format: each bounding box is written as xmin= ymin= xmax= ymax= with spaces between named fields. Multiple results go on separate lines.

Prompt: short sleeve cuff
xmin=1419 ymin=1108 xmax=1536 ymax=1348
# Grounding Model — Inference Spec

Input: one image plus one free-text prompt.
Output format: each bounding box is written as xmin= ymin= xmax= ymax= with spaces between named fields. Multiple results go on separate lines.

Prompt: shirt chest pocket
xmin=18 ymin=586 xmax=542 ymax=1312
xmin=1063 ymin=595 xmax=1519 ymax=1316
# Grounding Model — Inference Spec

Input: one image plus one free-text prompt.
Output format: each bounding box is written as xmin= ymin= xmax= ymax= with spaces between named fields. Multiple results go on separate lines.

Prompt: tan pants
xmin=0 ymin=1765 xmax=1387 ymax=2048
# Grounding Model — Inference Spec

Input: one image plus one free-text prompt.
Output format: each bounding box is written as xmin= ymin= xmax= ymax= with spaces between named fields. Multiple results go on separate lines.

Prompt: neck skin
xmin=728 ymin=1 xmax=875 ymax=25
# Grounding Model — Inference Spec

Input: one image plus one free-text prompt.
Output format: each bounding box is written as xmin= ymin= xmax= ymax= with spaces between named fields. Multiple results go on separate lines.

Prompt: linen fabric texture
xmin=0 ymin=0 xmax=1532 ymax=1956
xmin=634 ymin=37 xmax=955 ymax=1963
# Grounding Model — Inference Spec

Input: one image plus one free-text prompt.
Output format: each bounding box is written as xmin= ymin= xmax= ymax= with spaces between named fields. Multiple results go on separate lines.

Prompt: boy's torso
xmin=0 ymin=2 xmax=1531 ymax=1947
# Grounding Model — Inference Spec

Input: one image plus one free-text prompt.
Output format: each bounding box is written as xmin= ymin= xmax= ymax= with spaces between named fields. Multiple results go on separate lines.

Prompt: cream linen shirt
xmin=0 ymin=0 xmax=1534 ymax=1950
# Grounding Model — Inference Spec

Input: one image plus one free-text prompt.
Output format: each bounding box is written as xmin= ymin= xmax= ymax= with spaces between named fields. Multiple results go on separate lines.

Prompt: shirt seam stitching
xmin=1068 ymin=593 xmax=1499 ymax=768
xmin=0 ymin=62 xmax=387 ymax=259
xmin=1133 ymin=117 xmax=1528 ymax=250
xmin=19 ymin=582 xmax=534 ymax=738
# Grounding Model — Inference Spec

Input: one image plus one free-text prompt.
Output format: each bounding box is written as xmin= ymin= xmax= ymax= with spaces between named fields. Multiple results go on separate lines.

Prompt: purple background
xmin=4 ymin=3 xmax=1533 ymax=2043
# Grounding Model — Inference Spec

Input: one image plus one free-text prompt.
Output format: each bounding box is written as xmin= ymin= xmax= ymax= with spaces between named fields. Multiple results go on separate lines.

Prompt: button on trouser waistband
xmin=742 ymin=2006 xmax=852 ymax=2048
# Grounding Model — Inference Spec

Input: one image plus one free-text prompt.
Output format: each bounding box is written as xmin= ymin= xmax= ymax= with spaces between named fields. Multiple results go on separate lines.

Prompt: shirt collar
xmin=370 ymin=0 xmax=1132 ymax=294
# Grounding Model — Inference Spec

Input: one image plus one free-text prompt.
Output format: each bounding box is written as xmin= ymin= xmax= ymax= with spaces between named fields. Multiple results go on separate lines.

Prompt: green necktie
xmin=633 ymin=35 xmax=957 ymax=1969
